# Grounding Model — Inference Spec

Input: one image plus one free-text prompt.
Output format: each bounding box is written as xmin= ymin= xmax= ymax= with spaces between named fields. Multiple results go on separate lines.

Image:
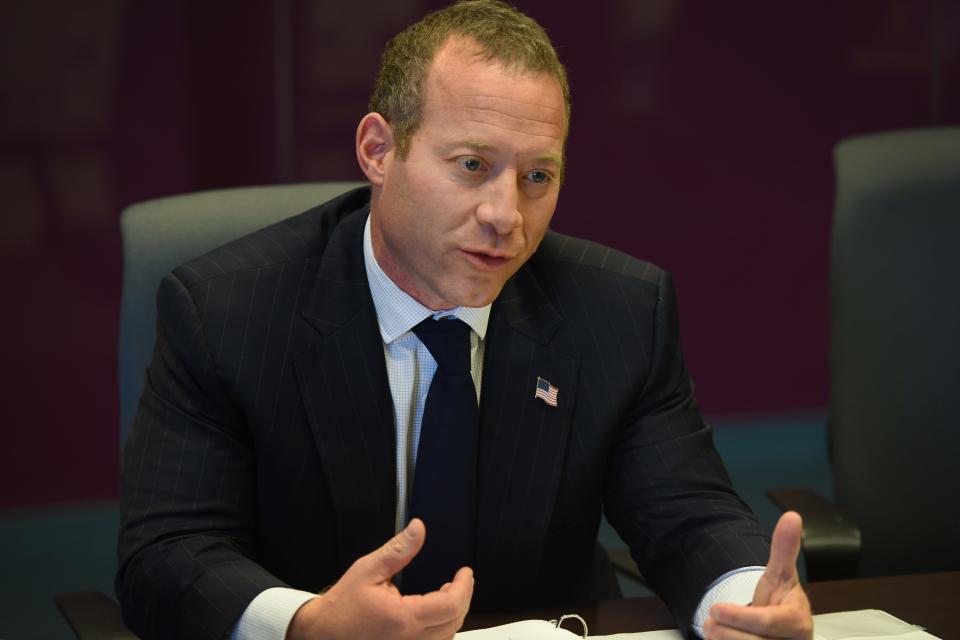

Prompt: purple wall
xmin=1 ymin=0 xmax=958 ymax=510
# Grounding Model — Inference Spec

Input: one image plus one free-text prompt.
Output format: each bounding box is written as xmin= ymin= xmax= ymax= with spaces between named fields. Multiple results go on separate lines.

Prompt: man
xmin=117 ymin=2 xmax=813 ymax=639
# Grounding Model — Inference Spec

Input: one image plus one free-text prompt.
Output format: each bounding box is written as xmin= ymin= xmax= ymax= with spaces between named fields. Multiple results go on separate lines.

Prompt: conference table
xmin=463 ymin=571 xmax=958 ymax=638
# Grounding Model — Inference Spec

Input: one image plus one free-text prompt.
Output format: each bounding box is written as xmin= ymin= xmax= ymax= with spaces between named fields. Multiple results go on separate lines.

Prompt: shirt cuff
xmin=691 ymin=566 xmax=764 ymax=638
xmin=230 ymin=587 xmax=318 ymax=640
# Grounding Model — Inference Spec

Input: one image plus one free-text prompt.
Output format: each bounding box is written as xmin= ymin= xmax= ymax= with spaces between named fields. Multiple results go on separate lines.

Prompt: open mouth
xmin=462 ymin=249 xmax=511 ymax=270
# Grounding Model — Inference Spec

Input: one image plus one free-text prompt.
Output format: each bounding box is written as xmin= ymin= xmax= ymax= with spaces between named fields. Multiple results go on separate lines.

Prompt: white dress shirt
xmin=231 ymin=213 xmax=762 ymax=639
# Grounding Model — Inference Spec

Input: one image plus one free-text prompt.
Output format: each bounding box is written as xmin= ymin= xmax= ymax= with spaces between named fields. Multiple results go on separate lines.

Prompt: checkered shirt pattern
xmin=362 ymin=214 xmax=490 ymax=533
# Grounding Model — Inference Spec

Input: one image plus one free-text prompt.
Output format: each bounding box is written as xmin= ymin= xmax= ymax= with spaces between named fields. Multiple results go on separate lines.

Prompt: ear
xmin=355 ymin=113 xmax=393 ymax=186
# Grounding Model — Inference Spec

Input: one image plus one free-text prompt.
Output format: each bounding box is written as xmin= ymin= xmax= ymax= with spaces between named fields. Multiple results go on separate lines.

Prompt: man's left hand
xmin=703 ymin=511 xmax=814 ymax=639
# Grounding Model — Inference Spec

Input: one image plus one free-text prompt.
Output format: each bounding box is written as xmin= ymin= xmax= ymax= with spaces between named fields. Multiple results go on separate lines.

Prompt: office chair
xmin=769 ymin=127 xmax=960 ymax=581
xmin=55 ymin=181 xmax=366 ymax=640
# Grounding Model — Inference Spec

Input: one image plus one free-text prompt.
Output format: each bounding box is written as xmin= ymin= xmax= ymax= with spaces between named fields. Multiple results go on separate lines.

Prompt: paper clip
xmin=549 ymin=613 xmax=588 ymax=638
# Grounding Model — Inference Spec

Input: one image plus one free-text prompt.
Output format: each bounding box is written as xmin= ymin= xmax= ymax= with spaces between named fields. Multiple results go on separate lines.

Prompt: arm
xmin=117 ymin=272 xmax=285 ymax=639
xmin=602 ymin=271 xmax=771 ymax=635
xmin=117 ymin=273 xmax=474 ymax=640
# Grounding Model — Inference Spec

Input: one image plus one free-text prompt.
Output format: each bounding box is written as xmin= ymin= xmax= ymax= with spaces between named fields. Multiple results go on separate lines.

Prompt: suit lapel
xmin=293 ymin=208 xmax=397 ymax=571
xmin=475 ymin=265 xmax=580 ymax=601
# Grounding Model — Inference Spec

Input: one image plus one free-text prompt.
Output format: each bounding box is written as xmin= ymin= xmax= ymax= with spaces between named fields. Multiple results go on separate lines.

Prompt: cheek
xmin=408 ymin=177 xmax=461 ymax=222
xmin=522 ymin=202 xmax=556 ymax=239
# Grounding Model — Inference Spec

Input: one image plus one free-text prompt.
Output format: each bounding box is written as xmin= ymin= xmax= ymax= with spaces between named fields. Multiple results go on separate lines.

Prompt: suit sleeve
xmin=116 ymin=272 xmax=286 ymax=640
xmin=602 ymin=271 xmax=770 ymax=637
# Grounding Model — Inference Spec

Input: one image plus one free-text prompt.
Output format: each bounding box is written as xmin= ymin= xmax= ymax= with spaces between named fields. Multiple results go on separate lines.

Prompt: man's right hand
xmin=287 ymin=518 xmax=474 ymax=640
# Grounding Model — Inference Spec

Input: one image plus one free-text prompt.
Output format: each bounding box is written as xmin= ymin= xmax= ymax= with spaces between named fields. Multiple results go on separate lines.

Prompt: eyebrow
xmin=448 ymin=140 xmax=495 ymax=154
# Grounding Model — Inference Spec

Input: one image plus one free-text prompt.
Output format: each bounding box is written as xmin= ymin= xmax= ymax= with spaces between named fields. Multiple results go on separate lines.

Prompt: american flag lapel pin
xmin=534 ymin=376 xmax=559 ymax=407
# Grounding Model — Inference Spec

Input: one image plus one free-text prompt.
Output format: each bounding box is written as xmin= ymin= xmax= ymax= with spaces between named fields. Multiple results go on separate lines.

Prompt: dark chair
xmin=56 ymin=182 xmax=365 ymax=639
xmin=769 ymin=127 xmax=960 ymax=581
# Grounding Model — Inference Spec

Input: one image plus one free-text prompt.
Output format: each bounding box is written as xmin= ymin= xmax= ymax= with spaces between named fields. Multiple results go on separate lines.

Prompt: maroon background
xmin=1 ymin=0 xmax=958 ymax=511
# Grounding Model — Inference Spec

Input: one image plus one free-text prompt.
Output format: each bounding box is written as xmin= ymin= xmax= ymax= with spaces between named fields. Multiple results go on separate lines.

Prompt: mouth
xmin=461 ymin=249 xmax=514 ymax=271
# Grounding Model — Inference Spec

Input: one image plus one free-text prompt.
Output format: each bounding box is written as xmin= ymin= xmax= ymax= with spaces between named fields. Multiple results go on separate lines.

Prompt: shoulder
xmin=529 ymin=230 xmax=667 ymax=290
xmin=511 ymin=231 xmax=676 ymax=346
xmin=171 ymin=186 xmax=370 ymax=289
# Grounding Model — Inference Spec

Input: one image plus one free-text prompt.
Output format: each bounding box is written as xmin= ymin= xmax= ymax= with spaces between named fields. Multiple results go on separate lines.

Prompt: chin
xmin=438 ymin=274 xmax=510 ymax=309
xmin=456 ymin=287 xmax=503 ymax=309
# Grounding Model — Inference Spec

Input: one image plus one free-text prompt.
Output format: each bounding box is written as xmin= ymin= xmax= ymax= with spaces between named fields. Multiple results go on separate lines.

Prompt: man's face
xmin=369 ymin=37 xmax=567 ymax=310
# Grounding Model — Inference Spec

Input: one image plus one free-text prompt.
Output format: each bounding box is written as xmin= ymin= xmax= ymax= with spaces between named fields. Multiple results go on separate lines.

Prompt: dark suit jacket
xmin=117 ymin=187 xmax=769 ymax=640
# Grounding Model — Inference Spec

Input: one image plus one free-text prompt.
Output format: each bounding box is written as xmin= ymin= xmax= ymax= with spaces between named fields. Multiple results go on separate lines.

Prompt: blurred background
xmin=1 ymin=0 xmax=958 ymax=637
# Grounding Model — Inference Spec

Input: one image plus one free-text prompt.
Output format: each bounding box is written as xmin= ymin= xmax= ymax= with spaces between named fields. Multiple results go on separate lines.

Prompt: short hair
xmin=369 ymin=0 xmax=571 ymax=158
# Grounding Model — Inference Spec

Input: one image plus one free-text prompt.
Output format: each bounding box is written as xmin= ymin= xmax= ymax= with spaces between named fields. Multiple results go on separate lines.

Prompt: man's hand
xmin=703 ymin=512 xmax=813 ymax=640
xmin=287 ymin=518 xmax=474 ymax=640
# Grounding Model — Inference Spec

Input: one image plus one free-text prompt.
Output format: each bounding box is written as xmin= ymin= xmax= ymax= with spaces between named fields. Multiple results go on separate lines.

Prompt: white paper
xmin=456 ymin=620 xmax=583 ymax=639
xmin=812 ymin=609 xmax=937 ymax=640
xmin=456 ymin=609 xmax=939 ymax=640
xmin=589 ymin=632 xmax=680 ymax=640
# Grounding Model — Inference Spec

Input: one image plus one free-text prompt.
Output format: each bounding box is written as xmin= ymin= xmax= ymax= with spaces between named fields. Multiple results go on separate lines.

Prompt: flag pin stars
xmin=534 ymin=376 xmax=559 ymax=407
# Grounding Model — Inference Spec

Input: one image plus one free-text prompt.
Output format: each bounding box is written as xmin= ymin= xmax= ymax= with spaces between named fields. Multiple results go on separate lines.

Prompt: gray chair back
xmin=119 ymin=182 xmax=366 ymax=441
xmin=831 ymin=128 xmax=960 ymax=576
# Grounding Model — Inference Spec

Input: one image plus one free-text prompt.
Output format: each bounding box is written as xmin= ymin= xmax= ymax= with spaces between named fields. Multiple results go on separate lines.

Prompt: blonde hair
xmin=369 ymin=0 xmax=570 ymax=158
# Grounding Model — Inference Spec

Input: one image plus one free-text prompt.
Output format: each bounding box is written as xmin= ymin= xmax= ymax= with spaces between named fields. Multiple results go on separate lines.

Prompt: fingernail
xmin=404 ymin=521 xmax=421 ymax=540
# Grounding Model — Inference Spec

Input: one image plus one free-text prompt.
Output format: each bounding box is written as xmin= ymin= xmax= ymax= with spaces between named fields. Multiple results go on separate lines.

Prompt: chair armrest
xmin=766 ymin=487 xmax=861 ymax=581
xmin=607 ymin=547 xmax=646 ymax=584
xmin=54 ymin=591 xmax=139 ymax=640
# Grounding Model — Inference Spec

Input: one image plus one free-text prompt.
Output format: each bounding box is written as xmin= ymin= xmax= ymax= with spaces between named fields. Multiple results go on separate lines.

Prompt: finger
xmin=710 ymin=598 xmax=811 ymax=638
xmin=348 ymin=518 xmax=426 ymax=585
xmin=754 ymin=512 xmax=802 ymax=606
xmin=436 ymin=569 xmax=468 ymax=593
xmin=410 ymin=566 xmax=474 ymax=627
xmin=421 ymin=616 xmax=465 ymax=640
xmin=703 ymin=617 xmax=762 ymax=640
xmin=766 ymin=511 xmax=802 ymax=581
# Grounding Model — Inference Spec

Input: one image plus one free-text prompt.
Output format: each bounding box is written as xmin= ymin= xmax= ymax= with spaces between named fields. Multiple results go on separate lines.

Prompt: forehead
xmin=419 ymin=38 xmax=567 ymax=147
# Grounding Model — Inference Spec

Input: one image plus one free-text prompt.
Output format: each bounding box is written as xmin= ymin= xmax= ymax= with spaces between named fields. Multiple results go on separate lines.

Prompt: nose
xmin=475 ymin=173 xmax=522 ymax=236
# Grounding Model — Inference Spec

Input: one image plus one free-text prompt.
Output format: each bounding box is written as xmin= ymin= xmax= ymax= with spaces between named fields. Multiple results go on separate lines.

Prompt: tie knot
xmin=413 ymin=317 xmax=472 ymax=373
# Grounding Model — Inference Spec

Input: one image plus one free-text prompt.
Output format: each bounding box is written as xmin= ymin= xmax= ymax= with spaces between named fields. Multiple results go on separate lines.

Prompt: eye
xmin=526 ymin=170 xmax=552 ymax=184
xmin=457 ymin=156 xmax=484 ymax=172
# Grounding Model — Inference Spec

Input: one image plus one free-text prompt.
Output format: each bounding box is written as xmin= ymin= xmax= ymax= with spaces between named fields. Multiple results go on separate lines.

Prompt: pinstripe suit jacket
xmin=117 ymin=187 xmax=769 ymax=640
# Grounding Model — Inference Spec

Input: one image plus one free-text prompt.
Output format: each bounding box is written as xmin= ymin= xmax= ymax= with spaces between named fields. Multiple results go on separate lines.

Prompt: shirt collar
xmin=363 ymin=213 xmax=491 ymax=344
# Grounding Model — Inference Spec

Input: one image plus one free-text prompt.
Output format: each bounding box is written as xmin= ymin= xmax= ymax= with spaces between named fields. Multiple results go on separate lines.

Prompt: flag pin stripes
xmin=534 ymin=376 xmax=559 ymax=407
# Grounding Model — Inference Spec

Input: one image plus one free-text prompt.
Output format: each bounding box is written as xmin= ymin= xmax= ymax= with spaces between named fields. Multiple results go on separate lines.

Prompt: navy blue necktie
xmin=402 ymin=317 xmax=479 ymax=594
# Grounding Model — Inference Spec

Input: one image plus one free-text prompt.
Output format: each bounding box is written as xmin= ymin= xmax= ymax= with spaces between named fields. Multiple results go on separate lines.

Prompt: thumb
xmin=348 ymin=518 xmax=426 ymax=585
xmin=754 ymin=511 xmax=802 ymax=606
